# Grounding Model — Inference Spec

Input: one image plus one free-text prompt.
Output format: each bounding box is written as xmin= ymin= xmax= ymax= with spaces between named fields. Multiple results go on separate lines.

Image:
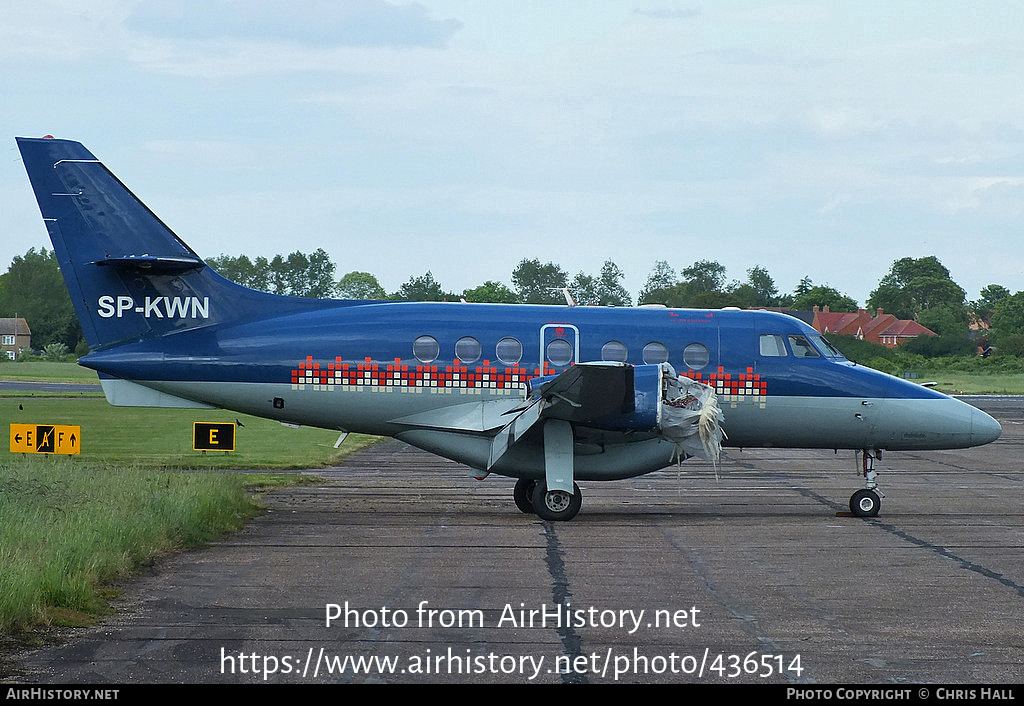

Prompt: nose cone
xmin=971 ymin=407 xmax=1002 ymax=446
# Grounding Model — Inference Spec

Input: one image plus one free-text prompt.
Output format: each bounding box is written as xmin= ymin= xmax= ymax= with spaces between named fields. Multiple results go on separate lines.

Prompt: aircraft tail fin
xmin=16 ymin=136 xmax=321 ymax=349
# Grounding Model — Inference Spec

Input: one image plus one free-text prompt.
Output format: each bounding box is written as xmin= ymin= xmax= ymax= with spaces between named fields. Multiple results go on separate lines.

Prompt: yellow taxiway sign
xmin=10 ymin=424 xmax=81 ymax=455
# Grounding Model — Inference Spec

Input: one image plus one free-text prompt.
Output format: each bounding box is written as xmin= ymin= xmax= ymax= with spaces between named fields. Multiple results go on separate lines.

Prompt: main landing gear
xmin=850 ymin=449 xmax=883 ymax=517
xmin=513 ymin=478 xmax=582 ymax=521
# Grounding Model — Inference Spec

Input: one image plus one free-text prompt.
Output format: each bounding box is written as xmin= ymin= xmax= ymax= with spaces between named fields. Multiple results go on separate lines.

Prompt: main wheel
xmin=531 ymin=481 xmax=582 ymax=521
xmin=513 ymin=479 xmax=537 ymax=514
xmin=850 ymin=489 xmax=881 ymax=517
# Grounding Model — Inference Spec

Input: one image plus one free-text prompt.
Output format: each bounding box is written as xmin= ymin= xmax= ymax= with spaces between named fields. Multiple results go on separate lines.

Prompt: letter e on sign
xmin=193 ymin=422 xmax=236 ymax=452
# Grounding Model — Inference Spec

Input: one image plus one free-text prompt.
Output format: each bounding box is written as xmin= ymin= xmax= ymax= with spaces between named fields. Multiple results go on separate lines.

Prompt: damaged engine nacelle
xmin=525 ymin=362 xmax=725 ymax=462
xmin=657 ymin=363 xmax=725 ymax=462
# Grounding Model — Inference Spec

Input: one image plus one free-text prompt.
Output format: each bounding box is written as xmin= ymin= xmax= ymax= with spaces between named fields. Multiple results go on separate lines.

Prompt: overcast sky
xmin=3 ymin=1 xmax=1022 ymax=305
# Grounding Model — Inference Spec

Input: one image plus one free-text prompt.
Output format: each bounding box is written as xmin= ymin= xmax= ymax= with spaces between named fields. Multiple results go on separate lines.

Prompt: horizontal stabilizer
xmin=93 ymin=255 xmax=205 ymax=273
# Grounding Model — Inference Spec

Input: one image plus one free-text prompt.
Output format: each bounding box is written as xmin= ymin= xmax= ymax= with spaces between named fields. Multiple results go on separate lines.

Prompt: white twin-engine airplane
xmin=17 ymin=136 xmax=1002 ymax=521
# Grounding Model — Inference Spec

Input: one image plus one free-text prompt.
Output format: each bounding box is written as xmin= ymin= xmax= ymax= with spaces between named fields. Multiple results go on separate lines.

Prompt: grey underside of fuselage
xmin=118 ymin=380 xmax=981 ymax=479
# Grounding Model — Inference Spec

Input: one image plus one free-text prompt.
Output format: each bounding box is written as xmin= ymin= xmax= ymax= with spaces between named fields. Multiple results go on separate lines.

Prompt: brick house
xmin=812 ymin=306 xmax=935 ymax=348
xmin=0 ymin=318 xmax=31 ymax=360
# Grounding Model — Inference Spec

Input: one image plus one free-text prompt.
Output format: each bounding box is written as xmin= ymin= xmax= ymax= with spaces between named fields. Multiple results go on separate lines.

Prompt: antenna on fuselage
xmin=548 ymin=287 xmax=576 ymax=307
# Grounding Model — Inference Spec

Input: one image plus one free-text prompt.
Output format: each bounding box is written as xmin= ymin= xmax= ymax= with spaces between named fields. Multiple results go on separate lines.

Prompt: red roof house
xmin=811 ymin=307 xmax=935 ymax=348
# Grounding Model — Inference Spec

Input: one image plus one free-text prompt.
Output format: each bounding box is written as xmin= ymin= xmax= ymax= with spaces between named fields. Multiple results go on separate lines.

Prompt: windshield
xmin=809 ymin=333 xmax=845 ymax=359
xmin=787 ymin=335 xmax=819 ymax=358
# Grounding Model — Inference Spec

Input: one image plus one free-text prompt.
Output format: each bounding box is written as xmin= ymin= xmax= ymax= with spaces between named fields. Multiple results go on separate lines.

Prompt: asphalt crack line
xmin=541 ymin=522 xmax=587 ymax=684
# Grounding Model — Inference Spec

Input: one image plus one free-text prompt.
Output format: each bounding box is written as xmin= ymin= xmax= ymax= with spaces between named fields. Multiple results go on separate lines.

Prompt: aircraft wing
xmin=530 ymin=362 xmax=635 ymax=423
xmin=389 ymin=361 xmax=722 ymax=474
xmin=389 ymin=362 xmax=642 ymax=469
xmin=488 ymin=362 xmax=648 ymax=470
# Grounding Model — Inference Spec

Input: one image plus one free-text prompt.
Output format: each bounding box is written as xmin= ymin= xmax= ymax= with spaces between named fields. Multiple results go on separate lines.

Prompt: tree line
xmin=3 ymin=246 xmax=1024 ymax=358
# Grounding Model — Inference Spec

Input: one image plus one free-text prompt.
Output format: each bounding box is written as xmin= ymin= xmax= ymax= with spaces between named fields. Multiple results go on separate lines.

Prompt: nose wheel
xmin=850 ymin=449 xmax=883 ymax=517
xmin=850 ymin=488 xmax=881 ymax=517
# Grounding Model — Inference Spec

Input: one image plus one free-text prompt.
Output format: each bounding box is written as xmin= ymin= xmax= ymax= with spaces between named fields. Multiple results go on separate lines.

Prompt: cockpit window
xmin=809 ymin=334 xmax=844 ymax=359
xmin=787 ymin=335 xmax=820 ymax=358
xmin=759 ymin=334 xmax=787 ymax=357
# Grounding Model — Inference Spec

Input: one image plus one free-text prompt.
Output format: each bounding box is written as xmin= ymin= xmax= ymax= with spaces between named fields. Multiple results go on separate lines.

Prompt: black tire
xmin=531 ymin=481 xmax=582 ymax=521
xmin=850 ymin=489 xmax=881 ymax=517
xmin=513 ymin=479 xmax=537 ymax=514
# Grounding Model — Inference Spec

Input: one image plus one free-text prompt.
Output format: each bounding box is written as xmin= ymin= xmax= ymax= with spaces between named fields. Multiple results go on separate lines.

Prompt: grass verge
xmin=2 ymin=398 xmax=377 ymax=469
xmin=0 ymin=362 xmax=98 ymax=384
xmin=917 ymin=372 xmax=1024 ymax=396
xmin=0 ymin=397 xmax=380 ymax=638
xmin=0 ymin=456 xmax=301 ymax=635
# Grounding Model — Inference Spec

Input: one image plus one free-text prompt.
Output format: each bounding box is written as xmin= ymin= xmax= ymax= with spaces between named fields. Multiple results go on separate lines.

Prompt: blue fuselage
xmin=81 ymin=302 xmax=1002 ymax=479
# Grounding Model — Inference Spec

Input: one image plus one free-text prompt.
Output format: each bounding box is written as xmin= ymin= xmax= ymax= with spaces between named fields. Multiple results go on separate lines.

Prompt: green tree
xmin=512 ymin=258 xmax=568 ymax=305
xmin=596 ymin=260 xmax=631 ymax=307
xmin=972 ymin=284 xmax=1011 ymax=325
xmin=0 ymin=247 xmax=82 ymax=349
xmin=42 ymin=342 xmax=70 ymax=361
xmin=639 ymin=259 xmax=737 ymax=308
xmin=794 ymin=275 xmax=814 ymax=298
xmin=569 ymin=272 xmax=600 ymax=305
xmin=728 ymin=265 xmax=779 ymax=308
xmin=681 ymin=260 xmax=727 ymax=294
xmin=790 ymin=285 xmax=858 ymax=312
xmin=744 ymin=265 xmax=778 ymax=306
xmin=638 ymin=260 xmax=678 ymax=305
xmin=337 ymin=271 xmax=386 ymax=299
xmin=900 ymin=334 xmax=975 ymax=358
xmin=210 ymin=249 xmax=338 ymax=298
xmin=462 ymin=281 xmax=519 ymax=303
xmin=263 ymin=254 xmax=286 ymax=295
xmin=283 ymin=251 xmax=312 ymax=297
xmin=207 ymin=254 xmax=259 ymax=287
xmin=916 ymin=304 xmax=969 ymax=337
xmin=397 ymin=271 xmax=454 ymax=301
xmin=571 ymin=260 xmax=632 ymax=306
xmin=302 ymin=249 xmax=338 ymax=298
xmin=868 ymin=256 xmax=966 ymax=320
xmin=991 ymin=291 xmax=1024 ymax=343
xmin=727 ymin=283 xmax=761 ymax=309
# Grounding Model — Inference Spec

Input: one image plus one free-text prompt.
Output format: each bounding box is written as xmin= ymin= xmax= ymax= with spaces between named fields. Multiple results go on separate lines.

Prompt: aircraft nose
xmin=971 ymin=407 xmax=1002 ymax=446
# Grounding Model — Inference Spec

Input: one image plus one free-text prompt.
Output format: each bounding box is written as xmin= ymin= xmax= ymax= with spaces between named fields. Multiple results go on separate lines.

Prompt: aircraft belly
xmin=395 ymin=428 xmax=677 ymax=481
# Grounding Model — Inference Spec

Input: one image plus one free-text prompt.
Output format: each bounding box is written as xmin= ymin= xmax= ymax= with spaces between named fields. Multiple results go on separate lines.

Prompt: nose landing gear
xmin=850 ymin=449 xmax=883 ymax=517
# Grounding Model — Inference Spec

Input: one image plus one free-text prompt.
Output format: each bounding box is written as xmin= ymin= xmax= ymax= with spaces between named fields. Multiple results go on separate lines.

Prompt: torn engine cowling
xmin=657 ymin=363 xmax=726 ymax=463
